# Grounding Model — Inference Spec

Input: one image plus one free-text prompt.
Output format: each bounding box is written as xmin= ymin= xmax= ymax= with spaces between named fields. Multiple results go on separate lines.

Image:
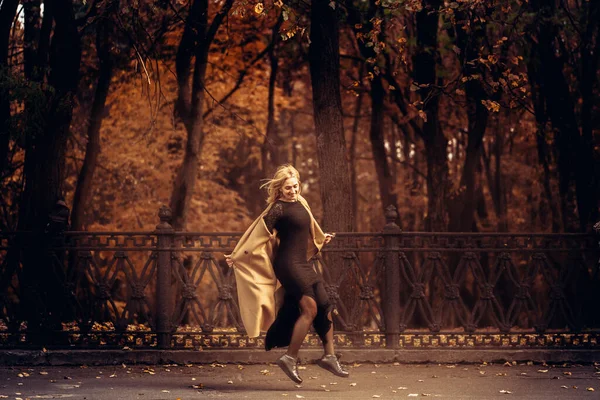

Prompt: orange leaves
xmin=481 ymin=100 xmax=500 ymax=113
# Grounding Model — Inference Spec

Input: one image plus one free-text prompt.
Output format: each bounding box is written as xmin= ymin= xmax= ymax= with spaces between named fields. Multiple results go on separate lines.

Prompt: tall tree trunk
xmin=261 ymin=15 xmax=283 ymax=175
xmin=527 ymin=1 xmax=580 ymax=231
xmin=71 ymin=3 xmax=117 ymax=231
xmin=528 ymin=57 xmax=561 ymax=232
xmin=169 ymin=0 xmax=234 ymax=229
xmin=577 ymin=1 xmax=599 ymax=230
xmin=414 ymin=0 xmax=448 ymax=231
xmin=309 ymin=0 xmax=353 ymax=236
xmin=448 ymin=14 xmax=488 ymax=232
xmin=369 ymin=74 xmax=399 ymax=222
xmin=0 ymin=0 xmax=19 ymax=175
xmin=19 ymin=0 xmax=81 ymax=342
xmin=349 ymin=68 xmax=364 ymax=231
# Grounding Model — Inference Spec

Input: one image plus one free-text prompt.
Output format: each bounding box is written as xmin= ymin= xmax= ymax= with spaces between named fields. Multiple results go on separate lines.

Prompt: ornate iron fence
xmin=0 ymin=205 xmax=599 ymax=350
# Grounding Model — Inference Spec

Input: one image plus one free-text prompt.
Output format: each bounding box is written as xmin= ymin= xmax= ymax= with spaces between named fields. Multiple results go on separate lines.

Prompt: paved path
xmin=1 ymin=362 xmax=599 ymax=399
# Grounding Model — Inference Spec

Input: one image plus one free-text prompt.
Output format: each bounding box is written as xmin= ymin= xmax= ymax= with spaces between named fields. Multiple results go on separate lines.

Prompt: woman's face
xmin=280 ymin=177 xmax=299 ymax=202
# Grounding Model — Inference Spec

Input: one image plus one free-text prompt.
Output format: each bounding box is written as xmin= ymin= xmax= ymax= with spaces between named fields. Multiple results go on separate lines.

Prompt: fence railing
xmin=0 ymin=205 xmax=599 ymax=350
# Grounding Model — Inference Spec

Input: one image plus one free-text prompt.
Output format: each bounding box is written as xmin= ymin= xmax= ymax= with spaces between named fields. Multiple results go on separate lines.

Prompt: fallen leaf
xmin=563 ymin=372 xmax=572 ymax=376
xmin=393 ymin=362 xmax=400 ymax=366
xmin=295 ymin=385 xmax=302 ymax=388
xmin=496 ymin=373 xmax=507 ymax=376
xmin=227 ymin=380 xmax=233 ymax=384
xmin=191 ymin=384 xmax=204 ymax=389
xmin=330 ymin=382 xmax=338 ymax=385
xmin=372 ymin=396 xmax=381 ymax=398
xmin=298 ymin=366 xmax=307 ymax=370
xmin=237 ymin=365 xmax=244 ymax=370
xmin=499 ymin=390 xmax=512 ymax=394
xmin=110 ymin=374 xmax=116 ymax=378
xmin=587 ymin=388 xmax=595 ymax=392
xmin=537 ymin=370 xmax=548 ymax=373
xmin=260 ymin=369 xmax=270 ymax=375
xmin=520 ymin=373 xmax=527 ymax=376
xmin=408 ymin=394 xmax=418 ymax=397
xmin=161 ymin=390 xmax=170 ymax=393
xmin=398 ymin=386 xmax=408 ymax=390
xmin=296 ymin=396 xmax=304 ymax=399
xmin=350 ymin=382 xmax=357 ymax=386
xmin=479 ymin=371 xmax=486 ymax=375
xmin=421 ymin=394 xmax=432 ymax=396
xmin=39 ymin=372 xmax=48 ymax=375
xmin=561 ymin=386 xmax=568 ymax=389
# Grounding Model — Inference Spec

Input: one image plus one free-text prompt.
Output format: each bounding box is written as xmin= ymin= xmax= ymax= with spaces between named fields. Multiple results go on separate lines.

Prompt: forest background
xmin=0 ymin=0 xmax=598 ymax=237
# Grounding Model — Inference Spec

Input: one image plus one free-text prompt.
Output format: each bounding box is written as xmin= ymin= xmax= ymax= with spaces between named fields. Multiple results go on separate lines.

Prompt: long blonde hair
xmin=261 ymin=164 xmax=301 ymax=204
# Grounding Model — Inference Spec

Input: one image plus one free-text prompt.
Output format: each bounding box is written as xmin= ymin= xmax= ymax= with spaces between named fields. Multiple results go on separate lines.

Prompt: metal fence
xmin=0 ymin=205 xmax=599 ymax=350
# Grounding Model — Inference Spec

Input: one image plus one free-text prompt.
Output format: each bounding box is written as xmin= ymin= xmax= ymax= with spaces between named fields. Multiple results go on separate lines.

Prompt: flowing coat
xmin=229 ymin=195 xmax=326 ymax=338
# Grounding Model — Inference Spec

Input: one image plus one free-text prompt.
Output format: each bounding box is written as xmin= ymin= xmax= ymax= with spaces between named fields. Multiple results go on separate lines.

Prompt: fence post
xmin=155 ymin=205 xmax=174 ymax=349
xmin=383 ymin=205 xmax=401 ymax=349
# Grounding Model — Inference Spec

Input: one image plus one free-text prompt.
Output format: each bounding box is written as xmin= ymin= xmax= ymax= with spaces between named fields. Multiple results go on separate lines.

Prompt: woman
xmin=226 ymin=165 xmax=348 ymax=384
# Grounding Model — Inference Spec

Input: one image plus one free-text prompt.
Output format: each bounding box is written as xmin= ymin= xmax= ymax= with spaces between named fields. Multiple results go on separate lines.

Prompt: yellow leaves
xmin=254 ymin=3 xmax=264 ymax=14
xmin=481 ymin=100 xmax=500 ymax=113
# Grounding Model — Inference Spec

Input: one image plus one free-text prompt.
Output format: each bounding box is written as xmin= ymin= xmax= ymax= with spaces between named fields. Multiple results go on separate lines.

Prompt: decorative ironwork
xmin=0 ymin=207 xmax=599 ymax=350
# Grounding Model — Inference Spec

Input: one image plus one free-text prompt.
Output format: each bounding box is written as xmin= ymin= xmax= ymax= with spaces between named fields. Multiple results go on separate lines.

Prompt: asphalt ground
xmin=1 ymin=360 xmax=599 ymax=400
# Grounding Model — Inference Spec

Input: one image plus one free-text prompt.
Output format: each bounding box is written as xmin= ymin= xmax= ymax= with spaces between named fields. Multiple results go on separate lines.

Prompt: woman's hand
xmin=323 ymin=233 xmax=336 ymax=245
xmin=224 ymin=253 xmax=234 ymax=267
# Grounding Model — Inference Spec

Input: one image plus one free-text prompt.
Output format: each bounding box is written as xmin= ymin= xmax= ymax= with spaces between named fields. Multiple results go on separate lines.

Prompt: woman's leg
xmin=286 ymin=295 xmax=317 ymax=358
xmin=316 ymin=310 xmax=349 ymax=377
xmin=323 ymin=311 xmax=334 ymax=355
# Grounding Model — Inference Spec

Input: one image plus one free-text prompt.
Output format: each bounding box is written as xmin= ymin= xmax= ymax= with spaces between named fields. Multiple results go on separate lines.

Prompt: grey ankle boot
xmin=276 ymin=354 xmax=303 ymax=384
xmin=317 ymin=354 xmax=349 ymax=378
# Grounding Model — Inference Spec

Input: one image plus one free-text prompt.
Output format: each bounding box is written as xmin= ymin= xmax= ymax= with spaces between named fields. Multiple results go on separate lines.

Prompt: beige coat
xmin=229 ymin=195 xmax=326 ymax=338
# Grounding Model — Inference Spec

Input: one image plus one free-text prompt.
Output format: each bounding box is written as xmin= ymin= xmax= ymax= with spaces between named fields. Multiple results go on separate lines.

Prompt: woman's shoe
xmin=317 ymin=354 xmax=349 ymax=377
xmin=276 ymin=354 xmax=303 ymax=384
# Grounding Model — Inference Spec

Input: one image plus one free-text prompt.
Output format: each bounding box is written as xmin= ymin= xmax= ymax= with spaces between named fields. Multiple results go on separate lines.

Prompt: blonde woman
xmin=225 ymin=164 xmax=348 ymax=383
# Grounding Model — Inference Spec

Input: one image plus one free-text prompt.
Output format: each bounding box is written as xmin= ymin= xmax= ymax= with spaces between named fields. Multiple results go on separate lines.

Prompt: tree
xmin=309 ymin=0 xmax=353 ymax=234
xmin=170 ymin=0 xmax=235 ymax=230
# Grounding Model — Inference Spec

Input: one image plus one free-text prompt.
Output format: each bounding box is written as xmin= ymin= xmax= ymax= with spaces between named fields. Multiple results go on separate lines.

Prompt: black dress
xmin=263 ymin=200 xmax=332 ymax=350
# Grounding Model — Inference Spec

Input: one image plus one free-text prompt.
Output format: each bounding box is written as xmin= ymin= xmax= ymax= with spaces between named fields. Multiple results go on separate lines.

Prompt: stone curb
xmin=1 ymin=349 xmax=599 ymax=366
